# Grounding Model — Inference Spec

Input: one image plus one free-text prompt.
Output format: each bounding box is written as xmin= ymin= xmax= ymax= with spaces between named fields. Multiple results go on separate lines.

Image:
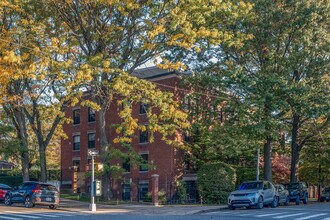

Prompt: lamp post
xmin=256 ymin=147 xmax=260 ymax=181
xmin=88 ymin=149 xmax=99 ymax=212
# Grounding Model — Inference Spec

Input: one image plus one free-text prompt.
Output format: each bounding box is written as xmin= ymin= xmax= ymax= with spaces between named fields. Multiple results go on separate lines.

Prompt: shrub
xmin=197 ymin=162 xmax=236 ymax=204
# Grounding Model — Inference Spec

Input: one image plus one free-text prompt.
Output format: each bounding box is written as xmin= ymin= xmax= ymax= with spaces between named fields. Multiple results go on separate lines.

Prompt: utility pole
xmin=256 ymin=147 xmax=260 ymax=181
xmin=88 ymin=149 xmax=99 ymax=212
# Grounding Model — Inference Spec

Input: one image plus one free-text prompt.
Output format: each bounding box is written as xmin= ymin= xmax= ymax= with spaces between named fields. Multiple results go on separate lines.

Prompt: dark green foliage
xmin=235 ymin=166 xmax=261 ymax=186
xmin=198 ymin=162 xmax=236 ymax=204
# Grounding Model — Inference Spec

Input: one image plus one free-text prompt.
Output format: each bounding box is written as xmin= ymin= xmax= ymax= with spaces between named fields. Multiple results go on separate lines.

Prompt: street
xmin=0 ymin=202 xmax=329 ymax=220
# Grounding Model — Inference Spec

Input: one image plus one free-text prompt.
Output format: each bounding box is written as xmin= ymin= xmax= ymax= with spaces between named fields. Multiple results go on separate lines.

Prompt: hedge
xmin=197 ymin=162 xmax=236 ymax=204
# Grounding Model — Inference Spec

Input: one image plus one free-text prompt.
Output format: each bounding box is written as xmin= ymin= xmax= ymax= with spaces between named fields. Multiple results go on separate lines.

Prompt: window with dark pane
xmin=73 ymin=135 xmax=80 ymax=150
xmin=139 ymin=154 xmax=148 ymax=171
xmin=88 ymin=107 xmax=95 ymax=122
xmin=73 ymin=159 xmax=80 ymax=172
xmin=123 ymin=159 xmax=130 ymax=172
xmin=88 ymin=133 xmax=95 ymax=148
xmin=73 ymin=109 xmax=80 ymax=124
xmin=139 ymin=129 xmax=148 ymax=143
xmin=139 ymin=102 xmax=148 ymax=114
xmin=184 ymin=131 xmax=190 ymax=142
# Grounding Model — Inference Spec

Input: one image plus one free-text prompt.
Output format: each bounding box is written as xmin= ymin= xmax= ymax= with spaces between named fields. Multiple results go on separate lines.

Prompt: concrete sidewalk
xmin=59 ymin=198 xmax=226 ymax=215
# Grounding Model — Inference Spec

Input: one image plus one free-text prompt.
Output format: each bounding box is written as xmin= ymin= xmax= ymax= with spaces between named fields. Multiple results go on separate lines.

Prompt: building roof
xmin=132 ymin=66 xmax=178 ymax=80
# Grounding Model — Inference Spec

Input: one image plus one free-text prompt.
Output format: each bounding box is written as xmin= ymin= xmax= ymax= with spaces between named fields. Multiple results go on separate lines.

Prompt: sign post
xmin=88 ymin=149 xmax=99 ymax=212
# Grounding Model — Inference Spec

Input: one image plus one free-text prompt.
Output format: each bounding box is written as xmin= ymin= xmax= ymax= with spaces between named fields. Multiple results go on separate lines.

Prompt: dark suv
xmin=284 ymin=182 xmax=308 ymax=205
xmin=4 ymin=181 xmax=59 ymax=209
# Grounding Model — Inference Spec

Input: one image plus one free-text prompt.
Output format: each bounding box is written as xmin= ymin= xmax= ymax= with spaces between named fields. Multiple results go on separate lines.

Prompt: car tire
xmin=4 ymin=195 xmax=12 ymax=206
xmin=271 ymin=196 xmax=278 ymax=208
xmin=321 ymin=198 xmax=325 ymax=202
xmin=228 ymin=205 xmax=235 ymax=210
xmin=326 ymin=199 xmax=330 ymax=202
xmin=284 ymin=196 xmax=289 ymax=206
xmin=303 ymin=195 xmax=308 ymax=204
xmin=256 ymin=196 xmax=264 ymax=209
xmin=246 ymin=206 xmax=252 ymax=209
xmin=295 ymin=195 xmax=300 ymax=205
xmin=49 ymin=205 xmax=57 ymax=209
xmin=24 ymin=196 xmax=33 ymax=208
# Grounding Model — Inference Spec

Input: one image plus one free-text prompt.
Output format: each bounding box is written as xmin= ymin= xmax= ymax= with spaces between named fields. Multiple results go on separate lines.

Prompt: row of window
xmin=72 ymin=130 xmax=148 ymax=151
xmin=73 ymin=133 xmax=95 ymax=151
xmin=73 ymin=108 xmax=95 ymax=125
xmin=73 ymin=104 xmax=148 ymax=125
xmin=72 ymin=153 xmax=149 ymax=173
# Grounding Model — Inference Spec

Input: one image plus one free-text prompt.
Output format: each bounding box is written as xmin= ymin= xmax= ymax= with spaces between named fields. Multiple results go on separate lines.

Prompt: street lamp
xmin=88 ymin=149 xmax=99 ymax=212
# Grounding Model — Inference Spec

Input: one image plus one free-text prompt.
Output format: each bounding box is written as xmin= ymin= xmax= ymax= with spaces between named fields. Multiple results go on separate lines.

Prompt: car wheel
xmin=246 ymin=206 xmax=252 ymax=209
xmin=228 ymin=205 xmax=235 ymax=210
xmin=256 ymin=196 xmax=264 ymax=209
xmin=49 ymin=205 xmax=57 ymax=209
xmin=284 ymin=196 xmax=289 ymax=206
xmin=295 ymin=195 xmax=300 ymax=205
xmin=303 ymin=195 xmax=308 ymax=204
xmin=24 ymin=196 xmax=33 ymax=208
xmin=320 ymin=197 xmax=325 ymax=202
xmin=4 ymin=195 xmax=12 ymax=206
xmin=326 ymin=199 xmax=330 ymax=202
xmin=271 ymin=196 xmax=278 ymax=208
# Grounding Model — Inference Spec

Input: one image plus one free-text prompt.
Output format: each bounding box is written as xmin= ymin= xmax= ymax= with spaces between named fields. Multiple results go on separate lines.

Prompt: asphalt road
xmin=202 ymin=202 xmax=330 ymax=220
xmin=0 ymin=201 xmax=328 ymax=220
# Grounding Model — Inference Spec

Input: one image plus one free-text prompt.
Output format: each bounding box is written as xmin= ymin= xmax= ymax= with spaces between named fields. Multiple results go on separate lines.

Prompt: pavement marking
xmin=322 ymin=218 xmax=330 ymax=220
xmin=0 ymin=215 xmax=23 ymax=220
xmin=273 ymin=213 xmax=307 ymax=219
xmin=255 ymin=212 xmax=289 ymax=217
xmin=295 ymin=213 xmax=328 ymax=220
xmin=3 ymin=211 xmax=41 ymax=219
xmin=31 ymin=213 xmax=60 ymax=218
xmin=50 ymin=213 xmax=74 ymax=217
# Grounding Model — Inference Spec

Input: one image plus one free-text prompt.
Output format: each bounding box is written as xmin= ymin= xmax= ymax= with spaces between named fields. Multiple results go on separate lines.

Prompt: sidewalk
xmin=59 ymin=198 xmax=227 ymax=215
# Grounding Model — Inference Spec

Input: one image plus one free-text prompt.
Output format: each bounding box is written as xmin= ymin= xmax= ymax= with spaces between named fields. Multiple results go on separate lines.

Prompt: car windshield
xmin=323 ymin=188 xmax=330 ymax=193
xmin=238 ymin=182 xmax=263 ymax=190
xmin=287 ymin=183 xmax=300 ymax=189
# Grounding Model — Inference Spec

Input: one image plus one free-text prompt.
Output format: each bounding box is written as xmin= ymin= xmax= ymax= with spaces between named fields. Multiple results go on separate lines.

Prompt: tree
xmin=0 ymin=0 xmax=85 ymax=182
xmin=53 ymin=0 xmax=252 ymax=199
xmin=185 ymin=0 xmax=329 ymax=183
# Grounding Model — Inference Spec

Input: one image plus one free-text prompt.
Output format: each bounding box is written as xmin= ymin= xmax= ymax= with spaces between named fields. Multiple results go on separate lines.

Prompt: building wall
xmin=61 ymin=73 xmax=186 ymax=201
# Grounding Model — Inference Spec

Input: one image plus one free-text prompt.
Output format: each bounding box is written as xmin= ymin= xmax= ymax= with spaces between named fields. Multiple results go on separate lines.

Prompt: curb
xmin=193 ymin=206 xmax=228 ymax=215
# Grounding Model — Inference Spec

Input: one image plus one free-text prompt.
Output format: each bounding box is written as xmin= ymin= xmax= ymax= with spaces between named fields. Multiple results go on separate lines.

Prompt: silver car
xmin=228 ymin=181 xmax=277 ymax=209
xmin=275 ymin=184 xmax=289 ymax=206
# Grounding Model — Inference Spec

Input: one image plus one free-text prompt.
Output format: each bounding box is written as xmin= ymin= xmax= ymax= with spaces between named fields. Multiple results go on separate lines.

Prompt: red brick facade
xmin=61 ymin=67 xmax=189 ymax=202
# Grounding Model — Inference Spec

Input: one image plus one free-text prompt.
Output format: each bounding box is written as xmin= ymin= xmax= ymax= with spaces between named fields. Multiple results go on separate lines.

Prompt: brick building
xmin=60 ymin=66 xmax=197 ymax=202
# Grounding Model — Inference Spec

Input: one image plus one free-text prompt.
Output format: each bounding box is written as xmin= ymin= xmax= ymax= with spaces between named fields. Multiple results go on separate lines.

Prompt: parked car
xmin=228 ymin=181 xmax=277 ymax=210
xmin=284 ymin=182 xmax=308 ymax=205
xmin=320 ymin=187 xmax=330 ymax=202
xmin=0 ymin=184 xmax=12 ymax=201
xmin=4 ymin=181 xmax=59 ymax=209
xmin=275 ymin=184 xmax=289 ymax=206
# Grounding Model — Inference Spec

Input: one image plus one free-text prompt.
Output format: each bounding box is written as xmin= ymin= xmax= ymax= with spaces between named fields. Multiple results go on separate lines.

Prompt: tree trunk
xmin=39 ymin=144 xmax=47 ymax=182
xmin=290 ymin=114 xmax=300 ymax=183
xmin=98 ymin=105 xmax=112 ymax=200
xmin=263 ymin=136 xmax=272 ymax=181
xmin=14 ymin=108 xmax=30 ymax=182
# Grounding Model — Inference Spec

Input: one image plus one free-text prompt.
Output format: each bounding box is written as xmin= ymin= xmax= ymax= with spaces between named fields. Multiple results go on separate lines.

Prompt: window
xmin=73 ymin=159 xmax=80 ymax=172
xmin=138 ymin=183 xmax=149 ymax=201
xmin=184 ymin=131 xmax=190 ymax=142
xmin=73 ymin=135 xmax=80 ymax=151
xmin=88 ymin=108 xmax=95 ymax=122
xmin=139 ymin=154 xmax=148 ymax=172
xmin=88 ymin=133 xmax=96 ymax=149
xmin=123 ymin=159 xmax=130 ymax=172
xmin=184 ymin=96 xmax=190 ymax=111
xmin=140 ymin=101 xmax=148 ymax=114
xmin=139 ymin=129 xmax=148 ymax=143
xmin=123 ymin=184 xmax=131 ymax=201
xmin=73 ymin=109 xmax=80 ymax=125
